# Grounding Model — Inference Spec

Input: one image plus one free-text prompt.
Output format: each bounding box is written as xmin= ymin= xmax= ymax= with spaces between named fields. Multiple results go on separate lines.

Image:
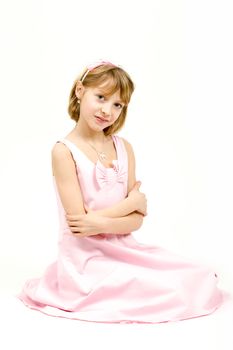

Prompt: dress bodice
xmin=53 ymin=135 xmax=128 ymax=236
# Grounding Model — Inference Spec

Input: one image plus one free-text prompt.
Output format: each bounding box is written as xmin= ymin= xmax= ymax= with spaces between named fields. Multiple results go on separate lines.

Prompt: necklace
xmin=85 ymin=137 xmax=108 ymax=161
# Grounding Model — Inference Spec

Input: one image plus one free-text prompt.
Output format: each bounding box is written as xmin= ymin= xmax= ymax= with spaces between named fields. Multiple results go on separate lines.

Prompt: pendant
xmin=99 ymin=152 xmax=107 ymax=160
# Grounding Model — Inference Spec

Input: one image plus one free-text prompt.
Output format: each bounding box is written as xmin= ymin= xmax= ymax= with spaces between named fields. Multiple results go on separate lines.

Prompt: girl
xmin=18 ymin=60 xmax=222 ymax=323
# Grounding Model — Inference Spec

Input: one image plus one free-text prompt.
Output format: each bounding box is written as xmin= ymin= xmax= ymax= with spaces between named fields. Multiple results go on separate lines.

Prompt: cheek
xmin=113 ymin=108 xmax=122 ymax=118
xmin=111 ymin=112 xmax=121 ymax=123
xmin=82 ymin=100 xmax=97 ymax=114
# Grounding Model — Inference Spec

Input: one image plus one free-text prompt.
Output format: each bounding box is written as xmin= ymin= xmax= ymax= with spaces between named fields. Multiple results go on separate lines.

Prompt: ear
xmin=75 ymin=81 xmax=85 ymax=100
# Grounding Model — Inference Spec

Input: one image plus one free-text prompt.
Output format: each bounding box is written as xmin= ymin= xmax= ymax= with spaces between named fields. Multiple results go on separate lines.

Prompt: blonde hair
xmin=68 ymin=64 xmax=135 ymax=136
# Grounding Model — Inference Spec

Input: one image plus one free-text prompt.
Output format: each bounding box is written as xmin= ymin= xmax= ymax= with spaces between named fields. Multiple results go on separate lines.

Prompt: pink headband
xmin=80 ymin=60 xmax=118 ymax=82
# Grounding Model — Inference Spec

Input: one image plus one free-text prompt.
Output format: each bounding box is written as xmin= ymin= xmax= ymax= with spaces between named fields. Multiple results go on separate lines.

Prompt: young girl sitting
xmin=18 ymin=60 xmax=222 ymax=323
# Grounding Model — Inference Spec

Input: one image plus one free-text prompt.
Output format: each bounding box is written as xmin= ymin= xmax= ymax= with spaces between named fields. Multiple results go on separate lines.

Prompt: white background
xmin=0 ymin=0 xmax=233 ymax=349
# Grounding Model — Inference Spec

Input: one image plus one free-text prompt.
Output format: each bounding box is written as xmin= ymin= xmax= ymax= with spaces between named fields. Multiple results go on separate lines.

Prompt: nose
xmin=101 ymin=103 xmax=112 ymax=116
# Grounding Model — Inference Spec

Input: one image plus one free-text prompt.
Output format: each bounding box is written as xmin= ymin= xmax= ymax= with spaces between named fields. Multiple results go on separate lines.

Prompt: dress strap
xmin=56 ymin=138 xmax=91 ymax=166
xmin=57 ymin=138 xmax=77 ymax=153
xmin=57 ymin=135 xmax=128 ymax=168
xmin=55 ymin=139 xmax=76 ymax=161
xmin=112 ymin=135 xmax=128 ymax=166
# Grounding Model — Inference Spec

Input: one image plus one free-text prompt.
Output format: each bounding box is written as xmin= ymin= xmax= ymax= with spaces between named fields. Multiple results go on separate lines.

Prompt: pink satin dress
xmin=18 ymin=135 xmax=222 ymax=323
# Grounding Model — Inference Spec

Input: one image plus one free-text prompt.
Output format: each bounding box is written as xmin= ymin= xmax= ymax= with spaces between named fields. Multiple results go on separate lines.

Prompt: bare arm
xmin=52 ymin=142 xmax=86 ymax=215
xmin=96 ymin=138 xmax=146 ymax=220
xmin=67 ymin=210 xmax=143 ymax=236
xmin=66 ymin=138 xmax=146 ymax=237
xmin=93 ymin=182 xmax=146 ymax=218
xmin=103 ymin=212 xmax=143 ymax=233
xmin=92 ymin=139 xmax=145 ymax=230
xmin=81 ymin=139 xmax=146 ymax=218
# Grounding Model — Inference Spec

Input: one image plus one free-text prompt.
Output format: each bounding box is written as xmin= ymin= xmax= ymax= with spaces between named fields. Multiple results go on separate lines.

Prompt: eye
xmin=114 ymin=103 xmax=123 ymax=109
xmin=97 ymin=95 xmax=105 ymax=101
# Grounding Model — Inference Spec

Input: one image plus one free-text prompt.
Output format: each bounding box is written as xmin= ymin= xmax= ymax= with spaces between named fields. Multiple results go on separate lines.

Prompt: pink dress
xmin=18 ymin=135 xmax=222 ymax=323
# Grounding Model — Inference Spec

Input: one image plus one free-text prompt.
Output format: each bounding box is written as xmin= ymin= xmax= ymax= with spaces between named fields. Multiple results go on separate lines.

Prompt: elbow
xmin=132 ymin=213 xmax=144 ymax=231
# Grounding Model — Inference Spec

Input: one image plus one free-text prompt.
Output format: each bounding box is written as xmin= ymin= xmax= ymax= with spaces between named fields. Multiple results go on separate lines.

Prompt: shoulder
xmin=51 ymin=141 xmax=77 ymax=176
xmin=116 ymin=136 xmax=135 ymax=158
xmin=51 ymin=141 xmax=73 ymax=161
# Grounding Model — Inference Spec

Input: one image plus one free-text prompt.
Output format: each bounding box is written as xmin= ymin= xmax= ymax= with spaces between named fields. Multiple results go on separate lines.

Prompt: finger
xmin=67 ymin=221 xmax=79 ymax=227
xmin=66 ymin=214 xmax=83 ymax=220
xmin=84 ymin=204 xmax=90 ymax=213
xmin=70 ymin=227 xmax=83 ymax=233
xmin=66 ymin=214 xmax=81 ymax=220
xmin=68 ymin=222 xmax=85 ymax=229
xmin=136 ymin=209 xmax=147 ymax=216
xmin=72 ymin=229 xmax=89 ymax=236
xmin=73 ymin=232 xmax=85 ymax=237
xmin=133 ymin=181 xmax=141 ymax=191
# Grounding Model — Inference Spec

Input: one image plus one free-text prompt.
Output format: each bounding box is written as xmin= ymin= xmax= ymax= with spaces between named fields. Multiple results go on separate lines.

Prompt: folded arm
xmin=66 ymin=211 xmax=144 ymax=236
xmin=52 ymin=139 xmax=146 ymax=237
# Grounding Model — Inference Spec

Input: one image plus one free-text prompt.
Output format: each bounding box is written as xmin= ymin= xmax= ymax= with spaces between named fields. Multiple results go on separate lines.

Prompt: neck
xmin=73 ymin=123 xmax=106 ymax=143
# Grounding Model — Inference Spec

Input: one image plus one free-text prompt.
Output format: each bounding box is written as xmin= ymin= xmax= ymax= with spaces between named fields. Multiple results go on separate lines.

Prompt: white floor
xmin=1 ymin=236 xmax=233 ymax=349
xmin=1 ymin=291 xmax=233 ymax=350
xmin=1 ymin=234 xmax=233 ymax=350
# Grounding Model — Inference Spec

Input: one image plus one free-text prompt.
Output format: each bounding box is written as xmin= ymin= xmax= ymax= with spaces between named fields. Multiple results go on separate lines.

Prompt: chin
xmin=90 ymin=124 xmax=105 ymax=132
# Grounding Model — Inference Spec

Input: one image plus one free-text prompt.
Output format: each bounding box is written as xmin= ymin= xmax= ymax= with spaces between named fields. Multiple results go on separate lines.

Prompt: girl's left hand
xmin=66 ymin=210 xmax=106 ymax=237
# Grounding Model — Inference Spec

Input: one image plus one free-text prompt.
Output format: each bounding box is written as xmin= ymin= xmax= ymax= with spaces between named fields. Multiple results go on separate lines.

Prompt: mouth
xmin=94 ymin=115 xmax=109 ymax=123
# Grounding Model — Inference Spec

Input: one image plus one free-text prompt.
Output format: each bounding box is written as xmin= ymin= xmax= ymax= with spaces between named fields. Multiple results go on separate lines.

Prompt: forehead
xmin=84 ymin=70 xmax=132 ymax=104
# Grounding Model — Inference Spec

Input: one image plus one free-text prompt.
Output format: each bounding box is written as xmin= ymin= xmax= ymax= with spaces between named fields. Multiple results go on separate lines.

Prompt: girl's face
xmin=78 ymin=83 xmax=125 ymax=132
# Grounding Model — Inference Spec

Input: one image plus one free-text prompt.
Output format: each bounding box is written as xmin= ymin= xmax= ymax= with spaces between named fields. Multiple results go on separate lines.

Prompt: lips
xmin=95 ymin=115 xmax=109 ymax=123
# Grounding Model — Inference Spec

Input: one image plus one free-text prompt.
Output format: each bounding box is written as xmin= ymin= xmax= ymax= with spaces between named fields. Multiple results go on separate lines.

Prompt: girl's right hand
xmin=128 ymin=181 xmax=147 ymax=216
